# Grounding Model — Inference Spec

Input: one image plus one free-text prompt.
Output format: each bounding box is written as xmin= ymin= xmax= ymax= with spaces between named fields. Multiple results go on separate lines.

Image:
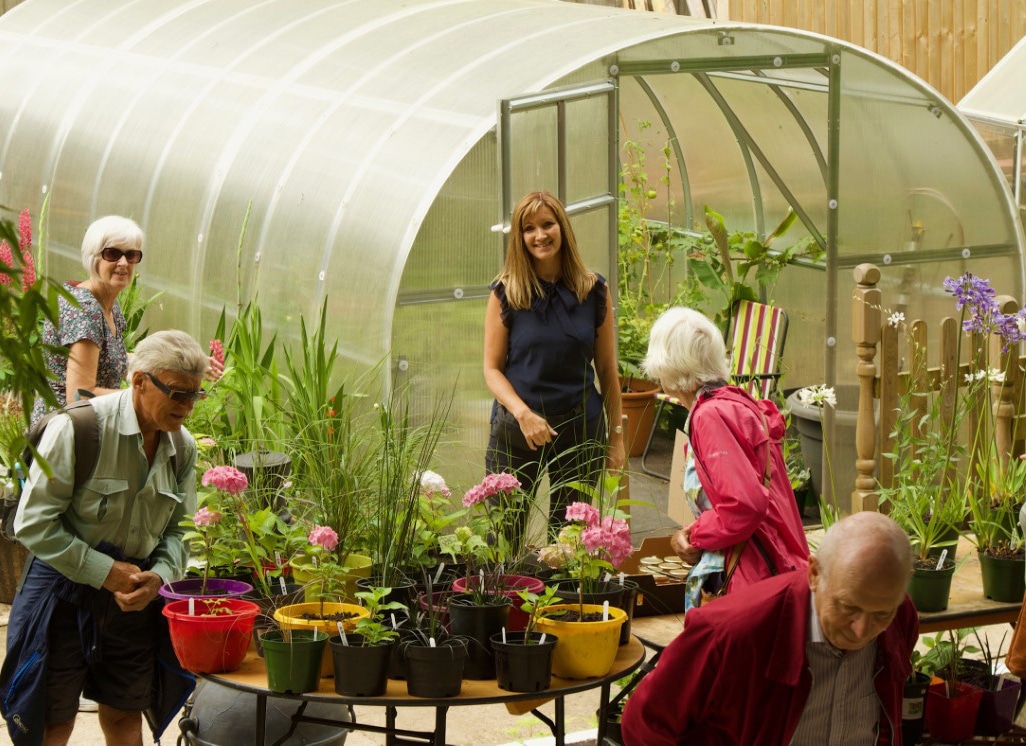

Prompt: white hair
xmin=128 ymin=330 xmax=208 ymax=378
xmin=80 ymin=215 xmax=144 ymax=278
xmin=641 ymin=307 xmax=729 ymax=395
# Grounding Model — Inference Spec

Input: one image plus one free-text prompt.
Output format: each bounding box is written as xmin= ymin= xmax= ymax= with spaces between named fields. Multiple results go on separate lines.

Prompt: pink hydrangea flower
xmin=197 ymin=437 xmax=217 ymax=448
xmin=209 ymin=339 xmax=224 ymax=368
xmin=193 ymin=506 xmax=223 ymax=527
xmin=581 ymin=516 xmax=633 ymax=569
xmin=308 ymin=525 xmax=339 ymax=553
xmin=565 ymin=501 xmax=600 ymax=527
xmin=462 ymin=471 xmax=521 ymax=508
xmin=201 ymin=465 xmax=249 ymax=495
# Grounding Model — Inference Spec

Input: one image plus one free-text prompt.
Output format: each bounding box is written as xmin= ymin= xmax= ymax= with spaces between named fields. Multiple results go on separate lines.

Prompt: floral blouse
xmin=31 ymin=283 xmax=127 ymax=424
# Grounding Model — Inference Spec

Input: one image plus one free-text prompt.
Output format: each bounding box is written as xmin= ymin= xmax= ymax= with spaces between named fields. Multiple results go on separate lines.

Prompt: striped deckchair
xmin=727 ymin=299 xmax=788 ymax=401
xmin=640 ymin=300 xmax=788 ymax=479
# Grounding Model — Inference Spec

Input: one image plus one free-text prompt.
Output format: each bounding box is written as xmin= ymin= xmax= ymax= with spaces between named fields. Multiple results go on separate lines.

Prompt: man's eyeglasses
xmin=101 ymin=247 xmax=144 ymax=264
xmin=144 ymin=372 xmax=207 ymax=403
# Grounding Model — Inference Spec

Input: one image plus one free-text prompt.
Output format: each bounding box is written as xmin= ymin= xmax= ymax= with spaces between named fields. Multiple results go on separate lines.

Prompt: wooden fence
xmin=851 ymin=263 xmax=1023 ymax=513
xmin=726 ymin=1 xmax=1026 ymax=105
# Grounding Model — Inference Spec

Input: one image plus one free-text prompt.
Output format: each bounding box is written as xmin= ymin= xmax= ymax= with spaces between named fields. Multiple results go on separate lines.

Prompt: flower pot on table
xmin=534 ymin=603 xmax=627 ymax=679
xmin=404 ymin=639 xmax=467 ymax=698
xmin=925 ymin=680 xmax=983 ymax=743
xmin=260 ymin=629 xmax=327 ymax=694
xmin=978 ymin=550 xmax=1026 ymax=602
xmin=907 ymin=560 xmax=954 ymax=613
xmin=447 ymin=593 xmax=511 ymax=679
xmin=289 ymin=553 xmax=373 ymax=603
xmin=330 ymin=634 xmax=395 ymax=696
xmin=162 ymin=598 xmax=260 ymax=674
xmin=491 ymin=631 xmax=558 ymax=692
xmin=159 ymin=577 xmax=254 ymax=601
xmin=273 ymin=602 xmax=370 ymax=677
xmin=451 ymin=573 xmax=543 ymax=632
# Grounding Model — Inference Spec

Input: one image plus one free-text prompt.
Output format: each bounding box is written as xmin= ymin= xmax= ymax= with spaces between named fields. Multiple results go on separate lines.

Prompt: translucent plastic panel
xmin=968 ymin=120 xmax=1019 ymax=193
xmin=508 ymin=107 xmax=559 ymax=201
xmin=565 ymin=96 xmax=613 ymax=205
xmin=837 ymin=53 xmax=1019 ymax=262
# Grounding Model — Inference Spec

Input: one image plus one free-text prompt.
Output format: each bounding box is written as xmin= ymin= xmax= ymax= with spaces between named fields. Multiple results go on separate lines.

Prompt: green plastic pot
xmin=907 ymin=561 xmax=954 ymax=613
xmin=260 ymin=629 xmax=327 ymax=694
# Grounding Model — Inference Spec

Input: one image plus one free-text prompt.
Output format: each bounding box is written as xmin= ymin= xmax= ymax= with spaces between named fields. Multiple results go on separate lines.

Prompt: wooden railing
xmin=850 ymin=263 xmax=1022 ymax=513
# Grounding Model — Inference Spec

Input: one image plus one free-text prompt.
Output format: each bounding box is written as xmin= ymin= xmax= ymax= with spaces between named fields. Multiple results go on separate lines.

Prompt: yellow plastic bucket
xmin=534 ymin=603 xmax=627 ymax=679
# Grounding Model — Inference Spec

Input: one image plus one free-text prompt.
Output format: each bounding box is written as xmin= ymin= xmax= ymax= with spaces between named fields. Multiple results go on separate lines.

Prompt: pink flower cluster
xmin=1 ymin=210 xmax=36 ymax=290
xmin=209 ymin=339 xmax=224 ymax=368
xmin=582 ymin=517 xmax=634 ymax=569
xmin=463 ymin=471 xmax=522 ymax=507
xmin=565 ymin=501 xmax=599 ymax=526
xmin=201 ymin=465 xmax=249 ymax=495
xmin=193 ymin=506 xmax=223 ymax=527
xmin=308 ymin=525 xmax=339 ymax=553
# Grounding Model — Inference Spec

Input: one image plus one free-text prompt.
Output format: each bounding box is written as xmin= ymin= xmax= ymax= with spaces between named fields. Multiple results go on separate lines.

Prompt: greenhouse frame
xmin=0 ymin=0 xmax=1021 ymax=489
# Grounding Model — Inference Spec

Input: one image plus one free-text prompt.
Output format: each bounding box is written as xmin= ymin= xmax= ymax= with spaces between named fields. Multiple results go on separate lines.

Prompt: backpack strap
xmin=64 ymin=400 xmax=101 ymax=489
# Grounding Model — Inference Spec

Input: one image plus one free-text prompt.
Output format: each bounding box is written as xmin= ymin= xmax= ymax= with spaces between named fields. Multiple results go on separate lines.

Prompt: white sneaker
xmin=78 ymin=696 xmax=98 ymax=713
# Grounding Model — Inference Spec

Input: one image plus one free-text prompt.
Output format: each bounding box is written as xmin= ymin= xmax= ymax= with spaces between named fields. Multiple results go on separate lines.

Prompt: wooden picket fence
xmin=851 ymin=263 xmax=1022 ymax=513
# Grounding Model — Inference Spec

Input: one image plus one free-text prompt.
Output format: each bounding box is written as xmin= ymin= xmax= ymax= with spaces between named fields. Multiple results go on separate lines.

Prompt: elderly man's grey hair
xmin=128 ymin=331 xmax=208 ymax=379
xmin=816 ymin=511 xmax=913 ymax=582
xmin=642 ymin=307 xmax=730 ymax=396
xmin=80 ymin=215 xmax=144 ymax=279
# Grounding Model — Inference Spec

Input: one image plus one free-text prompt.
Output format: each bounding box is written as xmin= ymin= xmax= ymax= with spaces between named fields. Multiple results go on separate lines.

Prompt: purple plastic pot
xmin=158 ymin=577 xmax=253 ymax=601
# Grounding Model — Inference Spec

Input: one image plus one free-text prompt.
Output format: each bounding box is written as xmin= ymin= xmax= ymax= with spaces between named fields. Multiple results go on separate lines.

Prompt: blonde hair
xmin=497 ymin=191 xmax=595 ymax=310
xmin=642 ymin=307 xmax=729 ymax=395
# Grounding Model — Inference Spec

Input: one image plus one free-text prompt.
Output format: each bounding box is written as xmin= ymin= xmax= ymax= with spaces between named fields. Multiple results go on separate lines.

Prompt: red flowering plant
xmin=182 ymin=465 xmax=301 ymax=597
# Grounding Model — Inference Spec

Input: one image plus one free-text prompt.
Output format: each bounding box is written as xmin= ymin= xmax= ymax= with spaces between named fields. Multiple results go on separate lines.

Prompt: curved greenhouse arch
xmin=0 ymin=0 xmax=1020 ymax=485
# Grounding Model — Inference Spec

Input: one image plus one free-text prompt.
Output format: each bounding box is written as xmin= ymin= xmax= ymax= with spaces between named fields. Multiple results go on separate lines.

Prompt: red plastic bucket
xmin=162 ymin=598 xmax=259 ymax=673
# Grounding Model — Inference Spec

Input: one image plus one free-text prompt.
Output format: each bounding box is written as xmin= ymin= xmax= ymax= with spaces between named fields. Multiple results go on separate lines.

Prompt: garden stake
xmin=337 ymin=621 xmax=348 ymax=646
xmin=188 ymin=597 xmax=195 ymax=616
xmin=935 ymin=549 xmax=948 ymax=571
xmin=539 ymin=633 xmax=546 ymax=645
xmin=603 ymin=601 xmax=609 ymax=621
xmin=429 ymin=637 xmax=436 ymax=648
xmin=501 ymin=627 xmax=507 ymax=644
xmin=279 ymin=576 xmax=287 ymax=594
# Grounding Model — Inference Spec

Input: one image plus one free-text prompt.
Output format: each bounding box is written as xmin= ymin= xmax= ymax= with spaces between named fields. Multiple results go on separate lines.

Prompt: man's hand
xmin=103 ymin=562 xmax=162 ymax=611
xmin=671 ymin=525 xmax=703 ymax=565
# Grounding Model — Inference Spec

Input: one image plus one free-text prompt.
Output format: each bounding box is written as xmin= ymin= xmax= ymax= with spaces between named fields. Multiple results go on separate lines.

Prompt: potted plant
xmin=330 ymin=586 xmax=408 ymax=696
xmin=260 ymin=627 xmax=329 ymax=694
xmin=924 ymin=628 xmax=986 ymax=743
xmin=969 ymin=454 xmax=1026 ymax=602
xmin=401 ymin=577 xmax=468 ymax=698
xmin=490 ymin=585 xmax=562 ymax=693
xmin=161 ymin=597 xmax=261 ymax=674
xmin=970 ymin=628 xmax=1021 ymax=736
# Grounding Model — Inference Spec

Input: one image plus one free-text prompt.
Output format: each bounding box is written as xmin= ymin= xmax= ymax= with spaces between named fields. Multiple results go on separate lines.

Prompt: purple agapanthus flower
xmin=943 ymin=273 xmax=1026 ymax=352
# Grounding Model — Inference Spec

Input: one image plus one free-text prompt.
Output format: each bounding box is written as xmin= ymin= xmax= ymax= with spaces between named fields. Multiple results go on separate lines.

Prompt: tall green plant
xmin=367 ymin=384 xmax=453 ymax=587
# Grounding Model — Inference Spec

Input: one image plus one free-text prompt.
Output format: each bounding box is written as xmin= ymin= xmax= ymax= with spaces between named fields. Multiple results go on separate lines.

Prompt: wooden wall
xmin=727 ymin=0 xmax=1026 ymax=104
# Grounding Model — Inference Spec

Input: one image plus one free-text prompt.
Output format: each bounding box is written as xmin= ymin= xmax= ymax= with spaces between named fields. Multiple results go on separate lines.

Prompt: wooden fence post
xmin=852 ymin=264 xmax=881 ymax=512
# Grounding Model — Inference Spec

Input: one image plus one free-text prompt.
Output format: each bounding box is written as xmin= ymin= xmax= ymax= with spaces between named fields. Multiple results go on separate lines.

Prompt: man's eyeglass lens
xmin=145 ymin=372 xmax=207 ymax=402
xmin=101 ymin=247 xmax=143 ymax=264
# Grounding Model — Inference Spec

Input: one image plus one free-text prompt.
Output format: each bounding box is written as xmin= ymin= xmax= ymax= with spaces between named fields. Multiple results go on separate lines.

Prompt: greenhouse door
xmin=498 ymin=80 xmax=619 ymax=277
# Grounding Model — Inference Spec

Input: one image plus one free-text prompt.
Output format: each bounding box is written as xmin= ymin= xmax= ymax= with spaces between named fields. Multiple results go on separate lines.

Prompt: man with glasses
xmin=2 ymin=330 xmax=209 ymax=746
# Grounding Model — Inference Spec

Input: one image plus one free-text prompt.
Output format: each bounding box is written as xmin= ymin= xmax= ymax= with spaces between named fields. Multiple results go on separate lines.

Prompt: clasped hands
xmin=671 ymin=524 xmax=703 ymax=565
xmin=102 ymin=560 xmax=162 ymax=612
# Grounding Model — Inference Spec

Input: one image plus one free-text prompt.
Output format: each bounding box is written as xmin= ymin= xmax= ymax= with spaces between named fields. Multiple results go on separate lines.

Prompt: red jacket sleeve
xmin=621 ymin=615 xmax=723 ymax=745
xmin=687 ymin=399 xmax=771 ymax=552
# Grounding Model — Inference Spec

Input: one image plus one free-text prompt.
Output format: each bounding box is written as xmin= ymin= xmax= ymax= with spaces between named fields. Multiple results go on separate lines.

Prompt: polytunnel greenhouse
xmin=0 ymin=0 xmax=1022 ymax=492
xmin=960 ymin=33 xmax=1026 ymax=224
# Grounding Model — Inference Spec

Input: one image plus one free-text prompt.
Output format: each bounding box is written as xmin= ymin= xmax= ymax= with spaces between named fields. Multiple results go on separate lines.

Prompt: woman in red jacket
xmin=642 ymin=307 xmax=808 ymax=608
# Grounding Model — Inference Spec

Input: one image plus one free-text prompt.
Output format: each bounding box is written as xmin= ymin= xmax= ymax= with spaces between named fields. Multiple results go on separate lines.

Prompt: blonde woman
xmin=483 ymin=191 xmax=623 ymax=543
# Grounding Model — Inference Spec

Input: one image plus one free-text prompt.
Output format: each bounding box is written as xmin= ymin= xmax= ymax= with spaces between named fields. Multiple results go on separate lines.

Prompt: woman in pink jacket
xmin=642 ymin=307 xmax=808 ymax=608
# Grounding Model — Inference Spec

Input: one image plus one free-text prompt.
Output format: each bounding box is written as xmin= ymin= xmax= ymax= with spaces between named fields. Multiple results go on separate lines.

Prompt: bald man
xmin=621 ymin=512 xmax=918 ymax=746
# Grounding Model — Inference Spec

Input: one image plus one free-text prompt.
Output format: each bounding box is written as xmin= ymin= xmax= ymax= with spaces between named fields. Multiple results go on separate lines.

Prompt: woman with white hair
xmin=642 ymin=306 xmax=808 ymax=609
xmin=30 ymin=216 xmax=145 ymax=424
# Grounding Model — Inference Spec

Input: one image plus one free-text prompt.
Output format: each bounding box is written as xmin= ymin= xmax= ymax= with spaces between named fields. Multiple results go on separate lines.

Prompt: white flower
xmin=987 ymin=368 xmax=1005 ymax=383
xmin=797 ymin=385 xmax=837 ymax=408
xmin=887 ymin=311 xmax=905 ymax=328
xmin=419 ymin=469 xmax=451 ymax=497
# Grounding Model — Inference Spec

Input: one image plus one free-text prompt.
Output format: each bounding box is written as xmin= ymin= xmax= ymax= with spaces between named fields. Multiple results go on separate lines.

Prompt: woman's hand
xmin=606 ymin=437 xmax=625 ymax=473
xmin=671 ymin=524 xmax=703 ymax=565
xmin=517 ymin=409 xmax=558 ymax=451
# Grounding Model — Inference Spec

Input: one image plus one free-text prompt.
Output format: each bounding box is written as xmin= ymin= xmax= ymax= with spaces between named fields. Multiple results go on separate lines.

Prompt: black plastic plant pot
xmin=329 ymin=634 xmax=394 ymax=697
xmin=447 ymin=594 xmax=511 ymax=680
xmin=907 ymin=561 xmax=954 ymax=613
xmin=490 ymin=631 xmax=558 ymax=693
xmin=901 ymin=672 xmax=930 ymax=746
xmin=404 ymin=640 xmax=467 ymax=698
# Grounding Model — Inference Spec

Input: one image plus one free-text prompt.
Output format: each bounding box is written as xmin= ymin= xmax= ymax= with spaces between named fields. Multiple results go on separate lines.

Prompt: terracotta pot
xmin=620 ymin=376 xmax=659 ymax=457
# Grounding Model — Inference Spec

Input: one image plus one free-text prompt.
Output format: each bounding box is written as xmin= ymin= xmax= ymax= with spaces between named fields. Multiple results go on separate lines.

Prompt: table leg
xmin=555 ymin=696 xmax=565 ymax=746
xmin=434 ymin=706 xmax=449 ymax=746
xmin=596 ymin=681 xmax=611 ymax=745
xmin=255 ymin=692 xmax=267 ymax=746
xmin=386 ymin=706 xmax=398 ymax=746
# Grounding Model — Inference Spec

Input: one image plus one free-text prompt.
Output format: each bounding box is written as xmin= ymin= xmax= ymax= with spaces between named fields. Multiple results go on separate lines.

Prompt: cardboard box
xmin=622 ymin=535 xmax=688 ymax=617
